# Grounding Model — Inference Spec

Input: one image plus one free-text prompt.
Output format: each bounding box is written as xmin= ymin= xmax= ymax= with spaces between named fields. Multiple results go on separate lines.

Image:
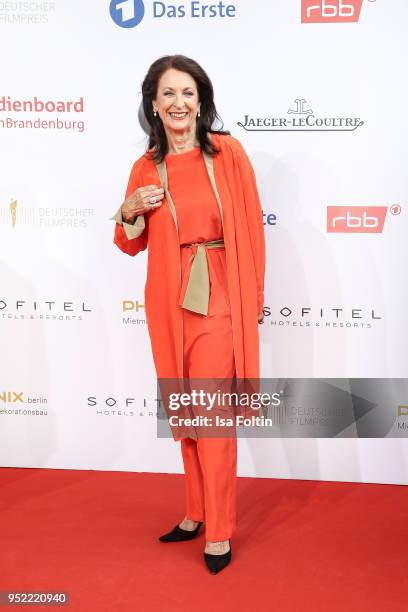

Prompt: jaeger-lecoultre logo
xmin=238 ymin=98 xmax=364 ymax=132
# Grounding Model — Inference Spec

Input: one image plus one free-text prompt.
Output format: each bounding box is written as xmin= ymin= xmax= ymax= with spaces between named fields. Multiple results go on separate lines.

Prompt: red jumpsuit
xmin=165 ymin=146 xmax=237 ymax=541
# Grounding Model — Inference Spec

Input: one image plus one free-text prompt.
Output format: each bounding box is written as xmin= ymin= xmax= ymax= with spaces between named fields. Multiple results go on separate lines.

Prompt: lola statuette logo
xmin=9 ymin=198 xmax=17 ymax=228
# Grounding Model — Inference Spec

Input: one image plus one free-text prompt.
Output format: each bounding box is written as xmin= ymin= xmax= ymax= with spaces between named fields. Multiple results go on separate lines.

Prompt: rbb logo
xmin=327 ymin=206 xmax=388 ymax=233
xmin=110 ymin=0 xmax=145 ymax=28
xmin=301 ymin=0 xmax=363 ymax=23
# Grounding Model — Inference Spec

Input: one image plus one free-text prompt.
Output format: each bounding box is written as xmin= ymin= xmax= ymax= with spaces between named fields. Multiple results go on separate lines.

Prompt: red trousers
xmin=180 ymin=437 xmax=237 ymax=541
xmin=181 ymin=247 xmax=237 ymax=541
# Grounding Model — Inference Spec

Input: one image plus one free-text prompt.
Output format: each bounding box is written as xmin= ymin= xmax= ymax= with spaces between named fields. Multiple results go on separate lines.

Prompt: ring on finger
xmin=149 ymin=196 xmax=157 ymax=205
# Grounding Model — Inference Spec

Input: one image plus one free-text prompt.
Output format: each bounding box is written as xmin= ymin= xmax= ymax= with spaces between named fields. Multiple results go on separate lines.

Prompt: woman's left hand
xmin=258 ymin=311 xmax=264 ymax=324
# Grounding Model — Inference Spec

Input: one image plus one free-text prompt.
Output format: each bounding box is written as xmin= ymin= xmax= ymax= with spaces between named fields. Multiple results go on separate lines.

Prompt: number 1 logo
xmin=109 ymin=0 xmax=145 ymax=28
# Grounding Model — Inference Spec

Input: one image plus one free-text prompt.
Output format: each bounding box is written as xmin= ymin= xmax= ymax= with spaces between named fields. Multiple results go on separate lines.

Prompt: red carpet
xmin=0 ymin=468 xmax=407 ymax=611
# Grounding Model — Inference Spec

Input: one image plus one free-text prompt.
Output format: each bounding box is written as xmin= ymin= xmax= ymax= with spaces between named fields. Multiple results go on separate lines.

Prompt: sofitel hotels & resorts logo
xmin=262 ymin=304 xmax=382 ymax=330
xmin=0 ymin=298 xmax=93 ymax=322
xmin=109 ymin=0 xmax=237 ymax=28
xmin=237 ymin=98 xmax=364 ymax=133
xmin=87 ymin=395 xmax=159 ymax=418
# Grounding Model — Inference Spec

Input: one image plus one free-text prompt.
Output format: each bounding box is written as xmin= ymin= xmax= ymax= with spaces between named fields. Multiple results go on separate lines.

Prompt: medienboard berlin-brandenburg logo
xmin=110 ymin=0 xmax=145 ymax=28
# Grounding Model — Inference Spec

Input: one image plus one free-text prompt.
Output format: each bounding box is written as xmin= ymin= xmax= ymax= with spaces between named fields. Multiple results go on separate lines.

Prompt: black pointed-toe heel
xmin=158 ymin=521 xmax=203 ymax=542
xmin=203 ymin=539 xmax=232 ymax=574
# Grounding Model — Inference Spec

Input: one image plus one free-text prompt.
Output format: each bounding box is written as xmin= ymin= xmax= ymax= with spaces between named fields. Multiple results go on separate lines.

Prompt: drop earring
xmin=197 ymin=108 xmax=201 ymax=118
xmin=153 ymin=108 xmax=157 ymax=117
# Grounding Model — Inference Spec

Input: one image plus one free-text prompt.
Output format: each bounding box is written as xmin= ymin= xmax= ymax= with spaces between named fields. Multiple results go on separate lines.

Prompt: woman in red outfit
xmin=111 ymin=55 xmax=265 ymax=574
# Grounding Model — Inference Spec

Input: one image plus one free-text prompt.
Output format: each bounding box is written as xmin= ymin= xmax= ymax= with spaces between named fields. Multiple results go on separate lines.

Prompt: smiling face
xmin=153 ymin=68 xmax=200 ymax=134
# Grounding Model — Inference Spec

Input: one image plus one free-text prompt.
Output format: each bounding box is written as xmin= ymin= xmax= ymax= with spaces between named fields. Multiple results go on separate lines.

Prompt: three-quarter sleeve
xmin=110 ymin=157 xmax=148 ymax=256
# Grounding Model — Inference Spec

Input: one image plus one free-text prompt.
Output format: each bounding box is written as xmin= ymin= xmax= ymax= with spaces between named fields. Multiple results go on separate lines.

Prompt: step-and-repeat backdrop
xmin=1 ymin=1 xmax=407 ymax=484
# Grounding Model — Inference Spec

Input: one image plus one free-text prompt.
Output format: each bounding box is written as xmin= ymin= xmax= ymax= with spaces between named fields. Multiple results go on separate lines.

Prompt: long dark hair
xmin=141 ymin=55 xmax=230 ymax=163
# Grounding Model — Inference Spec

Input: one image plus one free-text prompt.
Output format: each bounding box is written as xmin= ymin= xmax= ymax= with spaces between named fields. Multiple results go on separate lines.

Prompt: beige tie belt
xmin=179 ymin=239 xmax=225 ymax=316
xmin=154 ymin=151 xmax=226 ymax=317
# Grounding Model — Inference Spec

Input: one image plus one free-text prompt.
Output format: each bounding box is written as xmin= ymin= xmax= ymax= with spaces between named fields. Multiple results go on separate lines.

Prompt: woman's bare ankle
xmin=204 ymin=540 xmax=230 ymax=555
xmin=179 ymin=516 xmax=199 ymax=531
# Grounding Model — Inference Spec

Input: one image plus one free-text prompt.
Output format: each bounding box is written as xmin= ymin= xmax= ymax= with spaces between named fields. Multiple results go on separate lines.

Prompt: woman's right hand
xmin=121 ymin=184 xmax=164 ymax=223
